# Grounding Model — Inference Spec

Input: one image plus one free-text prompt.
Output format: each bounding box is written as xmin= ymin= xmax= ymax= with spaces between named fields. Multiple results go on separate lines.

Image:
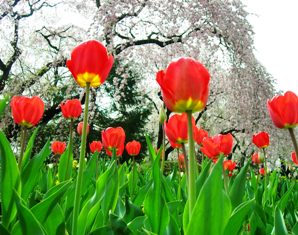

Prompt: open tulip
xmin=11 ymin=96 xmax=44 ymax=127
xmin=102 ymin=127 xmax=126 ymax=157
xmin=51 ymin=141 xmax=66 ymax=155
xmin=267 ymin=91 xmax=298 ymax=129
xmin=156 ymin=57 xmax=210 ymax=113
xmin=61 ymin=99 xmax=82 ymax=119
xmin=252 ymin=131 xmax=270 ymax=149
xmin=77 ymin=121 xmax=90 ymax=136
xmin=126 ymin=140 xmax=141 ymax=156
xmin=165 ymin=113 xmax=197 ymax=148
xmin=66 ymin=40 xmax=114 ymax=88
xmin=200 ymin=133 xmax=233 ymax=161
xmin=291 ymin=151 xmax=298 ymax=165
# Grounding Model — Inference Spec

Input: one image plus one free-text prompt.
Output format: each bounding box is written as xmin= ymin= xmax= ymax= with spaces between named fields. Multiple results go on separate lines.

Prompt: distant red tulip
xmin=89 ymin=141 xmax=103 ymax=153
xmin=126 ymin=140 xmax=141 ymax=156
xmin=252 ymin=131 xmax=270 ymax=149
xmin=251 ymin=152 xmax=264 ymax=164
xmin=156 ymin=57 xmax=210 ymax=113
xmin=102 ymin=127 xmax=126 ymax=157
xmin=11 ymin=96 xmax=44 ymax=128
xmin=165 ymin=113 xmax=197 ymax=148
xmin=223 ymin=160 xmax=236 ymax=172
xmin=194 ymin=127 xmax=208 ymax=145
xmin=178 ymin=154 xmax=186 ymax=170
xmin=291 ymin=151 xmax=298 ymax=165
xmin=51 ymin=141 xmax=66 ymax=155
xmin=200 ymin=133 xmax=233 ymax=161
xmin=67 ymin=40 xmax=114 ymax=88
xmin=60 ymin=99 xmax=82 ymax=119
xmin=259 ymin=168 xmax=266 ymax=175
xmin=267 ymin=91 xmax=298 ymax=128
xmin=77 ymin=121 xmax=90 ymax=136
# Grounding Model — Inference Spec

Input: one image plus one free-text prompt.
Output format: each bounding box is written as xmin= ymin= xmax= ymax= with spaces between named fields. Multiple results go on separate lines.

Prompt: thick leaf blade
xmin=274 ymin=207 xmax=288 ymax=235
xmin=22 ymin=127 xmax=39 ymax=169
xmin=58 ymin=141 xmax=73 ymax=181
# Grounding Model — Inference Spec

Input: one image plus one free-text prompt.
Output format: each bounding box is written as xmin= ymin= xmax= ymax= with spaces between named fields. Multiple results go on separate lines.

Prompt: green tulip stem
xmin=161 ymin=122 xmax=166 ymax=174
xmin=288 ymin=128 xmax=298 ymax=159
xmin=65 ymin=119 xmax=74 ymax=180
xmin=262 ymin=148 xmax=268 ymax=187
xmin=72 ymin=83 xmax=90 ymax=235
xmin=181 ymin=143 xmax=189 ymax=177
xmin=186 ymin=111 xmax=197 ymax=218
xmin=18 ymin=126 xmax=27 ymax=171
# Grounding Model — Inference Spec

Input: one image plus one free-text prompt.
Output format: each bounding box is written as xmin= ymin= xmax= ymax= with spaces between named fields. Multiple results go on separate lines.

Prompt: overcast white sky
xmin=243 ymin=0 xmax=298 ymax=94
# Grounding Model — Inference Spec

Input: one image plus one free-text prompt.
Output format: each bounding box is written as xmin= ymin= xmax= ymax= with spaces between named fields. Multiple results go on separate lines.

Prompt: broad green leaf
xmin=21 ymin=139 xmax=51 ymax=200
xmin=58 ymin=140 xmax=73 ymax=181
xmin=144 ymin=142 xmax=169 ymax=234
xmin=277 ymin=182 xmax=295 ymax=211
xmin=22 ymin=127 xmax=39 ymax=169
xmin=31 ymin=180 xmax=71 ymax=224
xmin=127 ymin=216 xmax=146 ymax=234
xmin=41 ymin=204 xmax=65 ymax=235
xmin=195 ymin=160 xmax=211 ymax=197
xmin=14 ymin=192 xmax=46 ymax=235
xmin=0 ymin=223 xmax=10 ymax=235
xmin=223 ymin=199 xmax=255 ymax=235
xmin=229 ymin=159 xmax=250 ymax=209
xmin=122 ymin=198 xmax=143 ymax=224
xmin=186 ymin=157 xmax=232 ymax=235
xmin=128 ymin=163 xmax=138 ymax=197
xmin=274 ymin=207 xmax=288 ymax=235
xmin=78 ymin=161 xmax=118 ymax=234
xmin=0 ymin=131 xmax=21 ymax=227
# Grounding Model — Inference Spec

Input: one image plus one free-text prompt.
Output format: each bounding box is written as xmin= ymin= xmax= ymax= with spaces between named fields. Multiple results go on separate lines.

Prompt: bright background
xmin=243 ymin=0 xmax=298 ymax=94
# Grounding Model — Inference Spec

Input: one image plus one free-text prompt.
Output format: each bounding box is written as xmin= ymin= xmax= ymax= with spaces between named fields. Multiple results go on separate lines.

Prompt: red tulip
xmin=51 ymin=141 xmax=66 ymax=155
xmin=60 ymin=99 xmax=82 ymax=119
xmin=178 ymin=154 xmax=186 ymax=170
xmin=291 ymin=151 xmax=298 ymax=165
xmin=267 ymin=91 xmax=298 ymax=128
xmin=126 ymin=140 xmax=141 ymax=156
xmin=156 ymin=57 xmax=210 ymax=113
xmin=252 ymin=131 xmax=270 ymax=149
xmin=200 ymin=133 xmax=233 ymax=161
xmin=11 ymin=96 xmax=44 ymax=127
xmin=89 ymin=141 xmax=103 ymax=153
xmin=77 ymin=121 xmax=90 ymax=136
xmin=102 ymin=127 xmax=126 ymax=156
xmin=251 ymin=152 xmax=264 ymax=164
xmin=223 ymin=160 xmax=236 ymax=172
xmin=194 ymin=128 xmax=208 ymax=145
xmin=164 ymin=113 xmax=197 ymax=148
xmin=259 ymin=168 xmax=266 ymax=175
xmin=67 ymin=40 xmax=114 ymax=88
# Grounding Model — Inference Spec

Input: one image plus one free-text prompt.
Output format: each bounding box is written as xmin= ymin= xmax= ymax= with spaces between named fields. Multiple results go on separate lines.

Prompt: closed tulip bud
xmin=126 ymin=140 xmax=141 ymax=156
xmin=223 ymin=160 xmax=236 ymax=172
xmin=259 ymin=168 xmax=266 ymax=175
xmin=89 ymin=141 xmax=103 ymax=153
xmin=102 ymin=127 xmax=126 ymax=157
xmin=77 ymin=121 xmax=90 ymax=136
xmin=60 ymin=99 xmax=82 ymax=119
xmin=252 ymin=152 xmax=264 ymax=164
xmin=291 ymin=151 xmax=298 ymax=165
xmin=252 ymin=131 xmax=270 ymax=149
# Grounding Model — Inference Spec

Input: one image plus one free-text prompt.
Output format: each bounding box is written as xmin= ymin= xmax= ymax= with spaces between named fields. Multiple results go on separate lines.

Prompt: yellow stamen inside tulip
xmin=20 ymin=120 xmax=33 ymax=128
xmin=77 ymin=72 xmax=101 ymax=88
xmin=173 ymin=98 xmax=204 ymax=113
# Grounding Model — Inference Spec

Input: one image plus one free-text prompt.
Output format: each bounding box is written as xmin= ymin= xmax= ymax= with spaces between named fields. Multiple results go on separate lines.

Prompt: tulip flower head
xmin=51 ymin=141 xmax=66 ymax=155
xmin=156 ymin=57 xmax=210 ymax=113
xmin=89 ymin=141 xmax=103 ymax=153
xmin=194 ymin=127 xmax=208 ymax=145
xmin=77 ymin=121 xmax=90 ymax=136
xmin=251 ymin=152 xmax=264 ymax=165
xmin=178 ymin=154 xmax=186 ymax=170
xmin=291 ymin=151 xmax=298 ymax=165
xmin=11 ymin=96 xmax=44 ymax=128
xmin=126 ymin=140 xmax=141 ymax=156
xmin=259 ymin=168 xmax=266 ymax=175
xmin=102 ymin=127 xmax=126 ymax=157
xmin=200 ymin=133 xmax=233 ymax=161
xmin=267 ymin=91 xmax=298 ymax=129
xmin=223 ymin=160 xmax=236 ymax=176
xmin=67 ymin=40 xmax=114 ymax=88
xmin=252 ymin=131 xmax=270 ymax=149
xmin=165 ymin=113 xmax=197 ymax=148
xmin=60 ymin=99 xmax=82 ymax=119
